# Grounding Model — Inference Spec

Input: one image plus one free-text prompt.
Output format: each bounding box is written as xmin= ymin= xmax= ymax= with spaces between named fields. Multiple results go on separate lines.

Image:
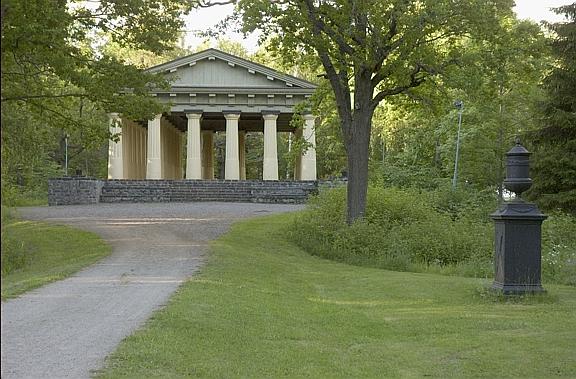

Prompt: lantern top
xmin=507 ymin=137 xmax=531 ymax=156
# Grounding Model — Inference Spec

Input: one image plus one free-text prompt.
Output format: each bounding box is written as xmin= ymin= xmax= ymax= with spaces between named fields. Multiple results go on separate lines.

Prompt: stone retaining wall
xmin=101 ymin=180 xmax=318 ymax=204
xmin=48 ymin=177 xmax=103 ymax=206
xmin=48 ymin=178 xmax=319 ymax=205
xmin=318 ymin=178 xmax=347 ymax=190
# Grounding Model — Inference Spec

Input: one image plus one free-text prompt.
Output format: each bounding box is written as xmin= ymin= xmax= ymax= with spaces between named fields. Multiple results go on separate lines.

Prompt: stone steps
xmin=99 ymin=180 xmax=318 ymax=204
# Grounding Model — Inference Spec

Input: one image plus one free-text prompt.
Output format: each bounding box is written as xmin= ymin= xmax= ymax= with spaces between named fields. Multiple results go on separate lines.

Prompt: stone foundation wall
xmin=100 ymin=180 xmax=318 ymax=204
xmin=48 ymin=178 xmax=319 ymax=205
xmin=318 ymin=178 xmax=347 ymax=190
xmin=48 ymin=177 xmax=103 ymax=206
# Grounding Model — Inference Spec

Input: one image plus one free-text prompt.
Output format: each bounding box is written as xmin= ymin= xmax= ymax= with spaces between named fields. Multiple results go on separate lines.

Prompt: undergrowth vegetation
xmin=1 ymin=207 xmax=111 ymax=299
xmin=1 ymin=207 xmax=28 ymax=275
xmin=290 ymin=186 xmax=576 ymax=285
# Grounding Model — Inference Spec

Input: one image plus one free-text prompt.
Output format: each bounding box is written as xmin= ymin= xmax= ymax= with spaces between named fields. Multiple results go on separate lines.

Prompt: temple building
xmin=108 ymin=48 xmax=318 ymax=181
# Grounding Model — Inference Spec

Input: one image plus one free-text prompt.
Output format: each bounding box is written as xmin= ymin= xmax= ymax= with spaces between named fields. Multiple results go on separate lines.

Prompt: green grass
xmin=1 ymin=211 xmax=111 ymax=299
xmin=98 ymin=213 xmax=576 ymax=378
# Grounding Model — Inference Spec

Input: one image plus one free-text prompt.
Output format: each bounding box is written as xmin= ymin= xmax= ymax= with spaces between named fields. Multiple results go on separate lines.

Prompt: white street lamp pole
xmin=452 ymin=100 xmax=464 ymax=189
xmin=65 ymin=133 xmax=69 ymax=176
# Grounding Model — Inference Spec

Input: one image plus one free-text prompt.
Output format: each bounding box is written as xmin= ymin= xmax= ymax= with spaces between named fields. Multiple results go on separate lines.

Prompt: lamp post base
xmin=491 ymin=281 xmax=546 ymax=295
xmin=491 ymin=201 xmax=547 ymax=296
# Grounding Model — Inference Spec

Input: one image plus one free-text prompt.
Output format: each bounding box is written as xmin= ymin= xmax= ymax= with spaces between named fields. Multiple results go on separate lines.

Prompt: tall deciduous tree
xmin=199 ymin=0 xmax=513 ymax=223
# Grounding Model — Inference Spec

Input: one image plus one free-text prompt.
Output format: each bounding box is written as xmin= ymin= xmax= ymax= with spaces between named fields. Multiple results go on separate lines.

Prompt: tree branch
xmin=371 ymin=64 xmax=427 ymax=109
xmin=27 ymin=100 xmax=94 ymax=133
xmin=303 ymin=0 xmax=355 ymax=56
xmin=1 ymin=94 xmax=89 ymax=102
xmin=299 ymin=1 xmax=352 ymax=125
xmin=195 ymin=0 xmax=236 ymax=7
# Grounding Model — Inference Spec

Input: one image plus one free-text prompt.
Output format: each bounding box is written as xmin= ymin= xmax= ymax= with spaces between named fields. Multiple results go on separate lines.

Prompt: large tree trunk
xmin=345 ymin=109 xmax=372 ymax=224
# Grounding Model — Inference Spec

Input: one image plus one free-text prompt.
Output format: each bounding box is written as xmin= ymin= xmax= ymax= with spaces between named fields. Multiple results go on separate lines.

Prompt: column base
xmin=225 ymin=159 xmax=240 ymax=180
xmin=186 ymin=158 xmax=202 ymax=180
xmin=146 ymin=159 xmax=162 ymax=179
xmin=263 ymin=158 xmax=278 ymax=180
xmin=300 ymin=158 xmax=317 ymax=180
xmin=108 ymin=158 xmax=124 ymax=180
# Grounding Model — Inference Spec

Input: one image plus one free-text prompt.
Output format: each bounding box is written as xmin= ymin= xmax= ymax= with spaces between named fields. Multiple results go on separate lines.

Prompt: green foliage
xmin=1 ymin=208 xmax=27 ymax=275
xmin=244 ymin=132 xmax=263 ymax=179
xmin=102 ymin=40 xmax=192 ymax=69
xmin=526 ymin=4 xmax=576 ymax=213
xmin=0 ymin=0 xmax=197 ymax=203
xmin=1 ymin=102 xmax=64 ymax=206
xmin=371 ymin=16 xmax=549 ymax=193
xmin=1 ymin=0 xmax=185 ymax=120
xmin=541 ymin=213 xmax=576 ymax=286
xmin=291 ymin=186 xmax=576 ymax=286
xmin=527 ymin=140 xmax=576 ymax=213
xmin=291 ymin=186 xmax=491 ymax=273
xmin=311 ymin=84 xmax=348 ymax=178
xmin=372 ymin=162 xmax=446 ymax=191
xmin=370 ymin=162 xmax=499 ymax=221
xmin=230 ymin=0 xmax=516 ymax=222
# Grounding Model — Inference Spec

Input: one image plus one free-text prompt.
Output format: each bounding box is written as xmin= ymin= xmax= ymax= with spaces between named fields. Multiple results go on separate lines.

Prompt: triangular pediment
xmin=146 ymin=49 xmax=317 ymax=91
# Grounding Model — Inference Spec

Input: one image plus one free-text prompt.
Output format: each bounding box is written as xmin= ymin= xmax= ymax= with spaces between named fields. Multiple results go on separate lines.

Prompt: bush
xmin=1 ymin=207 xmax=28 ymax=275
xmin=1 ymin=181 xmax=48 ymax=207
xmin=290 ymin=186 xmax=576 ymax=285
xmin=541 ymin=213 xmax=576 ymax=286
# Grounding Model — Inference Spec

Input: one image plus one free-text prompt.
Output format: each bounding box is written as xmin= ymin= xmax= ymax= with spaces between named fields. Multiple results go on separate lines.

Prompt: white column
xmin=146 ymin=114 xmax=162 ymax=179
xmin=224 ymin=112 xmax=241 ymax=180
xmin=300 ymin=113 xmax=317 ymax=180
xmin=107 ymin=113 xmax=124 ymax=179
xmin=186 ymin=113 xmax=202 ymax=179
xmin=263 ymin=113 xmax=279 ymax=180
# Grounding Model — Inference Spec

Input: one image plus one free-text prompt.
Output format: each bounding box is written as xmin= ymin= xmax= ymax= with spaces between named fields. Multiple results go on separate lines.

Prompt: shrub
xmin=290 ymin=186 xmax=576 ymax=285
xmin=541 ymin=213 xmax=576 ymax=286
xmin=291 ymin=186 xmax=492 ymax=271
xmin=1 ymin=207 xmax=28 ymax=275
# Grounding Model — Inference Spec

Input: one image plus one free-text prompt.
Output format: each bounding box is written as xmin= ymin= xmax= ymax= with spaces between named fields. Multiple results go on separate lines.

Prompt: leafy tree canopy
xmin=204 ymin=0 xmax=515 ymax=223
xmin=1 ymin=0 xmax=193 ymax=122
xmin=1 ymin=0 xmax=197 ymax=203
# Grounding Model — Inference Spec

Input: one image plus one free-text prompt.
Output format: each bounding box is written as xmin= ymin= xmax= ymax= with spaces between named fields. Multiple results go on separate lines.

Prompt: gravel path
xmin=1 ymin=202 xmax=303 ymax=379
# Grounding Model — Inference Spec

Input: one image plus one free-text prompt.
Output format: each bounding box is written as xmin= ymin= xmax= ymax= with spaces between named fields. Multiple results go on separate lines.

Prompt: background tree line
xmin=1 ymin=0 xmax=574 ymax=215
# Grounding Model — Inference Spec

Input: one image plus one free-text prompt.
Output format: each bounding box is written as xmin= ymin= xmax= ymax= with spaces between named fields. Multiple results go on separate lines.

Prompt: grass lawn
xmin=99 ymin=213 xmax=576 ymax=378
xmin=1 ymin=214 xmax=111 ymax=300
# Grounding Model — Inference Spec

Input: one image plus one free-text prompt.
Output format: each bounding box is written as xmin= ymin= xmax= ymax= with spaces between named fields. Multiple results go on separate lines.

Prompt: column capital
xmin=223 ymin=111 xmax=241 ymax=121
xmin=262 ymin=112 xmax=279 ymax=121
xmin=185 ymin=112 xmax=203 ymax=120
xmin=108 ymin=112 xmax=120 ymax=119
xmin=262 ymin=114 xmax=279 ymax=121
xmin=149 ymin=114 xmax=162 ymax=121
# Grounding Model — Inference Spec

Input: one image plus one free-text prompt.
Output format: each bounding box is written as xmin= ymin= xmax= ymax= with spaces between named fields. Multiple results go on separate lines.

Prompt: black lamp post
xmin=491 ymin=138 xmax=547 ymax=294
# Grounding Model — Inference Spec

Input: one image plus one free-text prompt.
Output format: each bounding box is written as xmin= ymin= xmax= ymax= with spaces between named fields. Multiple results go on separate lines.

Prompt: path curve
xmin=1 ymin=202 xmax=303 ymax=379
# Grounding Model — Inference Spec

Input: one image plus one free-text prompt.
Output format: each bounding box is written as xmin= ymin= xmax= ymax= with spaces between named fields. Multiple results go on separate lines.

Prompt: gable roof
xmin=145 ymin=48 xmax=317 ymax=91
